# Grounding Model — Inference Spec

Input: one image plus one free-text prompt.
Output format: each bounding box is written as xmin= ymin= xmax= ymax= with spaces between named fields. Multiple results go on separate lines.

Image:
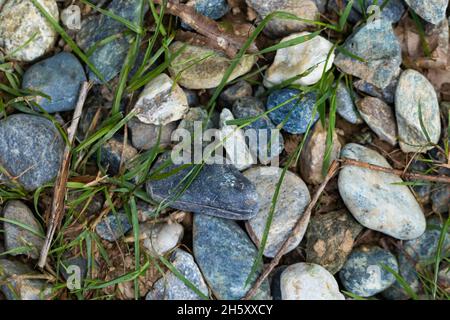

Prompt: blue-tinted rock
xmin=382 ymin=253 xmax=420 ymax=300
xmin=95 ymin=211 xmax=132 ymax=242
xmin=98 ymin=136 xmax=138 ymax=175
xmin=404 ymin=0 xmax=448 ymax=24
xmin=232 ymin=97 xmax=284 ymax=164
xmin=22 ymin=52 xmax=86 ymax=113
xmin=339 ymin=245 xmax=398 ymax=297
xmin=192 ymin=0 xmax=229 ymax=20
xmin=354 ymin=77 xmax=398 ymax=105
xmin=146 ymin=249 xmax=208 ymax=300
xmin=0 ymin=114 xmax=64 ymax=191
xmin=336 ymin=81 xmax=363 ymax=124
xmin=431 ymin=185 xmax=450 ymax=214
xmin=0 ymin=259 xmax=52 ymax=300
xmin=266 ymin=89 xmax=319 ymax=134
xmin=334 ymin=20 xmax=402 ymax=89
xmin=338 ymin=143 xmax=426 ymax=240
xmin=270 ymin=266 xmax=287 ymax=300
xmin=193 ymin=214 xmax=271 ymax=300
xmin=146 ymin=155 xmax=260 ymax=220
xmin=3 ymin=201 xmax=44 ymax=260
xmin=328 ymin=0 xmax=406 ymax=24
xmin=76 ymin=0 xmax=148 ymax=83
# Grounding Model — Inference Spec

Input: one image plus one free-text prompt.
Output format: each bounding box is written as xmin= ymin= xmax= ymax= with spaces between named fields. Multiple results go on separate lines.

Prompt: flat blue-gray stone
xmin=334 ymin=20 xmax=402 ymax=89
xmin=0 ymin=114 xmax=64 ymax=191
xmin=95 ymin=211 xmax=132 ymax=242
xmin=336 ymin=81 xmax=363 ymax=125
xmin=404 ymin=0 xmax=448 ymax=24
xmin=76 ymin=0 xmax=148 ymax=83
xmin=193 ymin=214 xmax=271 ymax=300
xmin=146 ymin=249 xmax=209 ymax=300
xmin=146 ymin=156 xmax=260 ymax=220
xmin=232 ymin=97 xmax=284 ymax=164
xmin=21 ymin=52 xmax=86 ymax=113
xmin=266 ymin=89 xmax=319 ymax=134
xmin=338 ymin=143 xmax=426 ymax=240
xmin=339 ymin=245 xmax=398 ymax=297
xmin=354 ymin=77 xmax=398 ymax=105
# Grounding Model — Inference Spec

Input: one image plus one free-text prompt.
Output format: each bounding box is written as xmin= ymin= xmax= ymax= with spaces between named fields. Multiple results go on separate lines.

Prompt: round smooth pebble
xmin=190 ymin=0 xmax=229 ymax=20
xmin=61 ymin=4 xmax=82 ymax=31
xmin=395 ymin=69 xmax=441 ymax=153
xmin=356 ymin=97 xmax=398 ymax=146
xmin=0 ymin=114 xmax=64 ymax=191
xmin=266 ymin=89 xmax=319 ymax=134
xmin=264 ymin=32 xmax=335 ymax=87
xmin=3 ymin=201 xmax=44 ymax=260
xmin=339 ymin=245 xmax=398 ymax=297
xmin=95 ymin=211 xmax=132 ymax=242
xmin=336 ymin=81 xmax=363 ymax=124
xmin=280 ymin=263 xmax=345 ymax=300
xmin=146 ymin=249 xmax=209 ymax=300
xmin=299 ymin=121 xmax=341 ymax=185
xmin=140 ymin=221 xmax=184 ymax=256
xmin=22 ymin=52 xmax=87 ymax=113
xmin=334 ymin=20 xmax=402 ymax=89
xmin=338 ymin=143 xmax=426 ymax=240
xmin=132 ymin=73 xmax=189 ymax=126
xmin=404 ymin=0 xmax=448 ymax=25
xmin=305 ymin=210 xmax=363 ymax=275
xmin=0 ymin=0 xmax=59 ymax=62
xmin=193 ymin=214 xmax=271 ymax=300
xmin=168 ymin=42 xmax=256 ymax=89
xmin=244 ymin=166 xmax=311 ymax=258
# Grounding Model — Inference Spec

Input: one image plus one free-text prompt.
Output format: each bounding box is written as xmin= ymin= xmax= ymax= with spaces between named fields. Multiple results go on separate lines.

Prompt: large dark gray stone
xmin=193 ymin=214 xmax=271 ymax=300
xmin=22 ymin=52 xmax=86 ymax=113
xmin=0 ymin=114 xmax=64 ymax=191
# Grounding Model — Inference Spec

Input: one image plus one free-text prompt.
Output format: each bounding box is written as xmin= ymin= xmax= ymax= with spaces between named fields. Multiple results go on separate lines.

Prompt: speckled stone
xmin=220 ymin=81 xmax=253 ymax=106
xmin=22 ymin=52 xmax=87 ymax=113
xmin=168 ymin=42 xmax=257 ymax=89
xmin=264 ymin=32 xmax=335 ymax=87
xmin=132 ymin=73 xmax=189 ymax=126
xmin=354 ymin=76 xmax=398 ymax=105
xmin=76 ymin=0 xmax=147 ymax=83
xmin=232 ymin=97 xmax=284 ymax=164
xmin=403 ymin=218 xmax=450 ymax=263
xmin=128 ymin=118 xmax=176 ymax=150
xmin=404 ymin=0 xmax=448 ymax=24
xmin=395 ymin=69 xmax=441 ymax=153
xmin=3 ymin=201 xmax=44 ymax=260
xmin=244 ymin=167 xmax=311 ymax=258
xmin=146 ymin=249 xmax=208 ymax=300
xmin=382 ymin=253 xmax=420 ymax=300
xmin=305 ymin=210 xmax=363 ymax=274
xmin=193 ymin=214 xmax=271 ymax=300
xmin=190 ymin=0 xmax=229 ymax=20
xmin=339 ymin=245 xmax=398 ymax=297
xmin=329 ymin=0 xmax=406 ymax=24
xmin=95 ymin=211 xmax=132 ymax=242
xmin=0 ymin=0 xmax=59 ymax=62
xmin=140 ymin=221 xmax=184 ymax=256
xmin=299 ymin=121 xmax=341 ymax=185
xmin=431 ymin=185 xmax=450 ymax=214
xmin=0 ymin=259 xmax=52 ymax=300
xmin=334 ymin=20 xmax=402 ymax=89
xmin=281 ymin=263 xmax=345 ymax=300
xmin=246 ymin=0 xmax=319 ymax=38
xmin=356 ymin=97 xmax=398 ymax=146
xmin=266 ymin=89 xmax=319 ymax=134
xmin=336 ymin=81 xmax=363 ymax=125
xmin=338 ymin=143 xmax=426 ymax=240
xmin=270 ymin=265 xmax=287 ymax=300
xmin=146 ymin=155 xmax=260 ymax=220
xmin=98 ymin=136 xmax=138 ymax=175
xmin=219 ymin=108 xmax=256 ymax=170
xmin=0 ymin=114 xmax=64 ymax=191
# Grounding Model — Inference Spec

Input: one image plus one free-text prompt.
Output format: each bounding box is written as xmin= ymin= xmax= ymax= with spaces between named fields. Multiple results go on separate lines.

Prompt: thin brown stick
xmin=38 ymin=81 xmax=92 ymax=268
xmin=243 ymin=161 xmax=340 ymax=300
xmin=339 ymin=158 xmax=450 ymax=184
xmin=154 ymin=0 xmax=258 ymax=57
